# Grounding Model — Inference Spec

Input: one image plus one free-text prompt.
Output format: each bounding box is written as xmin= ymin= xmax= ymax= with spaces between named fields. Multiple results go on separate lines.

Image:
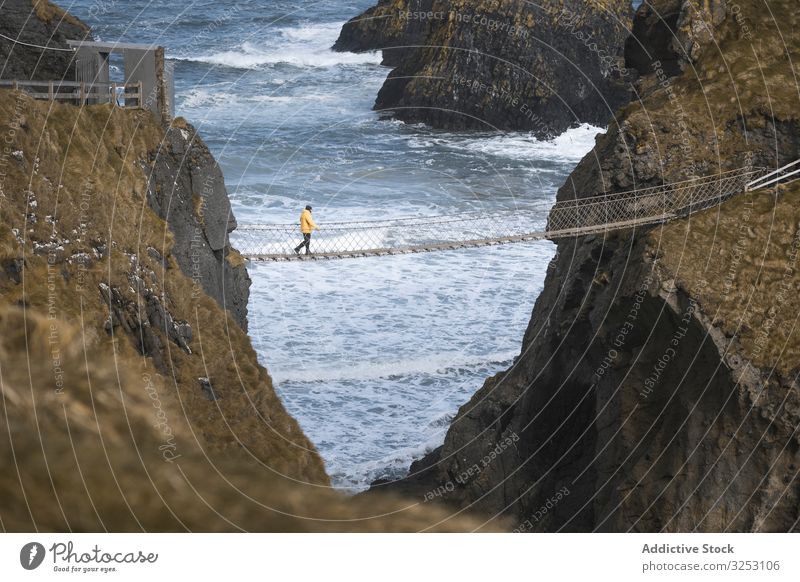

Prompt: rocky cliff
xmin=0 ymin=0 xmax=91 ymax=80
xmin=377 ymin=0 xmax=800 ymax=532
xmin=334 ymin=0 xmax=634 ymax=135
xmin=147 ymin=119 xmax=251 ymax=330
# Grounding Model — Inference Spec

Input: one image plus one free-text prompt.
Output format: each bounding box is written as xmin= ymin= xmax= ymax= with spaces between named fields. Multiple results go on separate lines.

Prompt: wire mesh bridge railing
xmin=233 ymin=166 xmax=767 ymax=262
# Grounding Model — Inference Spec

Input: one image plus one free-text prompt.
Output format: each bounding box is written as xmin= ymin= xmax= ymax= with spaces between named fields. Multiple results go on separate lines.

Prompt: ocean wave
xmin=271 ymin=351 xmax=517 ymax=384
xmin=411 ymin=123 xmax=603 ymax=163
xmin=179 ymin=87 xmax=333 ymax=109
xmin=338 ymin=441 xmax=444 ymax=491
xmin=329 ymin=408 xmax=465 ymax=491
xmin=176 ymin=22 xmax=382 ymax=69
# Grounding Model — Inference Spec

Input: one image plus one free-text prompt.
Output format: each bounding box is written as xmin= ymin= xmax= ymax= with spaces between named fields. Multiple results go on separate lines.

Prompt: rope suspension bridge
xmin=234 ymin=161 xmax=800 ymax=262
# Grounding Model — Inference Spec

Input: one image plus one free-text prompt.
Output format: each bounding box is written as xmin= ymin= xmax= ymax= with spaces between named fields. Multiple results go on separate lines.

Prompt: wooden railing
xmin=0 ymin=80 xmax=143 ymax=108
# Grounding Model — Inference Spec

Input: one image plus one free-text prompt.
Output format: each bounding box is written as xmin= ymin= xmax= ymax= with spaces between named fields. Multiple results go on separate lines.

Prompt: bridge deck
xmin=241 ymin=215 xmax=677 ymax=262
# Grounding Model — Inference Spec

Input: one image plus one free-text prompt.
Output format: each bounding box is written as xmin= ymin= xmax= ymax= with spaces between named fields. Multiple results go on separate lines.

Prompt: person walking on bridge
xmin=294 ymin=205 xmax=319 ymax=255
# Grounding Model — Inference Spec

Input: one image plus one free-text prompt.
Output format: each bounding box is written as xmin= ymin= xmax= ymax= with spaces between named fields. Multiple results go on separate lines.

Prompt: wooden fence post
xmin=79 ymin=82 xmax=85 ymax=106
xmin=49 ymin=81 xmax=54 ymax=101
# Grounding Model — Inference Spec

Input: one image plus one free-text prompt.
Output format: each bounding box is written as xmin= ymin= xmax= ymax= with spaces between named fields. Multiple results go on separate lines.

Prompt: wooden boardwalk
xmin=234 ymin=162 xmax=799 ymax=262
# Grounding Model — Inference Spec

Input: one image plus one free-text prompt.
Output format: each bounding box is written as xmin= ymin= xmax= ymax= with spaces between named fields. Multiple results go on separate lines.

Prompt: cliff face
xmin=147 ymin=120 xmax=251 ymax=330
xmin=335 ymin=0 xmax=634 ymax=135
xmin=0 ymin=0 xmax=91 ymax=80
xmin=0 ymin=93 xmax=327 ymax=485
xmin=379 ymin=0 xmax=800 ymax=532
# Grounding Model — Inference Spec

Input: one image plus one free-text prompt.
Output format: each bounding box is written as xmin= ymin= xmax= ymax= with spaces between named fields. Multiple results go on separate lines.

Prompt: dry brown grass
xmin=30 ymin=0 xmax=87 ymax=29
xmin=609 ymin=0 xmax=799 ymax=185
xmin=226 ymin=249 xmax=247 ymax=269
xmin=0 ymin=306 xmax=504 ymax=531
xmin=652 ymin=182 xmax=800 ymax=375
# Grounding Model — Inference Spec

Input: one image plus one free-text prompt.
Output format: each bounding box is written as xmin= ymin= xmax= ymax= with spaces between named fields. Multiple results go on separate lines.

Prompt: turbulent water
xmin=70 ymin=0 xmax=604 ymax=491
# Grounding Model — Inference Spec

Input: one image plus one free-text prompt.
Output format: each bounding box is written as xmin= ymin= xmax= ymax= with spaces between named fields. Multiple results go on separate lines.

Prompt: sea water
xmin=69 ymin=0 xmax=604 ymax=491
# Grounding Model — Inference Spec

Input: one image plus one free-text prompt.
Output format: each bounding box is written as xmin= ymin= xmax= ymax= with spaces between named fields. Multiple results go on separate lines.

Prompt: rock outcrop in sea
xmin=333 ymin=0 xmax=435 ymax=67
xmin=334 ymin=0 xmax=634 ymax=136
xmin=376 ymin=0 xmax=800 ymax=532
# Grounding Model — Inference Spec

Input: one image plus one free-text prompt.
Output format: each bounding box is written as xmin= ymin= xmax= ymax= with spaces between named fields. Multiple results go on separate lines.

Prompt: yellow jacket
xmin=300 ymin=209 xmax=319 ymax=234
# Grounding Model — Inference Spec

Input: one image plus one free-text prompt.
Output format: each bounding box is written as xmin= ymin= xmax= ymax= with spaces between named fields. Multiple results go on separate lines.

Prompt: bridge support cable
xmin=746 ymin=159 xmax=800 ymax=191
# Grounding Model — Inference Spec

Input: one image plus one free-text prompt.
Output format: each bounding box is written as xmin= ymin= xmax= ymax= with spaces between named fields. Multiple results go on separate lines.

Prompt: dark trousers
xmin=295 ymin=233 xmax=312 ymax=254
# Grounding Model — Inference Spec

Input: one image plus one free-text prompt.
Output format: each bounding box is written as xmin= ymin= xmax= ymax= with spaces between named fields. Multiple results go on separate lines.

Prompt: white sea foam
xmin=414 ymin=123 xmax=603 ymax=164
xmin=247 ymin=241 xmax=553 ymax=491
xmin=342 ymin=438 xmax=449 ymax=491
xmin=179 ymin=22 xmax=382 ymax=69
xmin=272 ymin=350 xmax=518 ymax=384
xmin=180 ymin=88 xmax=332 ymax=109
xmin=180 ymin=88 xmax=235 ymax=109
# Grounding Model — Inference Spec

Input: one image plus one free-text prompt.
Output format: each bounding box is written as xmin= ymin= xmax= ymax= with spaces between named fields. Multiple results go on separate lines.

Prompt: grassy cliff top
xmin=638 ymin=1 xmax=799 ymax=376
xmin=616 ymin=0 xmax=798 ymax=170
